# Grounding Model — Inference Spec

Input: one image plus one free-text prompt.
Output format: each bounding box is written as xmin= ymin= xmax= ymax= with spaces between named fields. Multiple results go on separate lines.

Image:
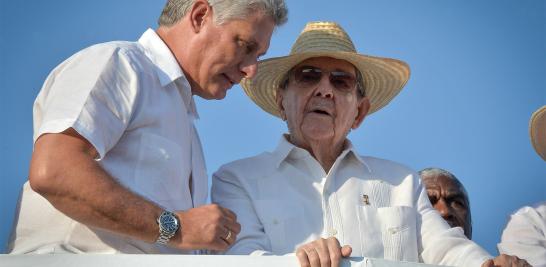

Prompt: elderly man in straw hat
xmin=498 ymin=106 xmax=546 ymax=267
xmin=212 ymin=21 xmax=529 ymax=267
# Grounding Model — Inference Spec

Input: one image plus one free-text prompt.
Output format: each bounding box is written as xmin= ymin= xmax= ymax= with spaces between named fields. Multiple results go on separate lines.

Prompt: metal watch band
xmin=156 ymin=232 xmax=171 ymax=245
xmin=156 ymin=210 xmax=180 ymax=245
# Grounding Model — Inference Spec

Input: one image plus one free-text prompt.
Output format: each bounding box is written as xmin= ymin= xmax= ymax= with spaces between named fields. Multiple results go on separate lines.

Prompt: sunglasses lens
xmin=292 ymin=66 xmax=357 ymax=92
xmin=330 ymin=71 xmax=356 ymax=91
xmin=295 ymin=67 xmax=322 ymax=86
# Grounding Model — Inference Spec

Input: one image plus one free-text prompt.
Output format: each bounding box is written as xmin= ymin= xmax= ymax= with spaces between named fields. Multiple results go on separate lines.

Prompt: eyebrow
xmin=444 ymin=192 xmax=468 ymax=202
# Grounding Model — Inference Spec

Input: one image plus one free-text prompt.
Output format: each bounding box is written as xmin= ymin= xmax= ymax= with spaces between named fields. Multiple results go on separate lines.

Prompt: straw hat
xmin=530 ymin=105 xmax=546 ymax=161
xmin=241 ymin=21 xmax=410 ymax=118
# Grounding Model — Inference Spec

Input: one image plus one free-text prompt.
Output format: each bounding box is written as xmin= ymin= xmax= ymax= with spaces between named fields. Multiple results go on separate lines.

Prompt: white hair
xmin=158 ymin=0 xmax=288 ymax=27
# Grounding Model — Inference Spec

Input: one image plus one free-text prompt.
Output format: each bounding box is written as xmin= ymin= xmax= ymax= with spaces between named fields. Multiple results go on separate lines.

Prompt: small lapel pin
xmin=362 ymin=194 xmax=370 ymax=205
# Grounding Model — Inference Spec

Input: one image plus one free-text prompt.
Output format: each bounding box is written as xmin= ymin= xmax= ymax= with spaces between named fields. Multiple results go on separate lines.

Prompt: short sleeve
xmin=33 ymin=43 xmax=141 ymax=158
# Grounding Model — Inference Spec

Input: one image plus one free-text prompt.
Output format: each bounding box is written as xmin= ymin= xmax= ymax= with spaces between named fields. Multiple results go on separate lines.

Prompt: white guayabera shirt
xmin=498 ymin=202 xmax=546 ymax=267
xmin=212 ymin=136 xmax=492 ymax=266
xmin=8 ymin=29 xmax=207 ymax=254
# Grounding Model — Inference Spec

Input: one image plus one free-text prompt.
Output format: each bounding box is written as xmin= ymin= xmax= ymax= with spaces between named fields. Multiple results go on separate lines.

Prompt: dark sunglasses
xmin=289 ymin=66 xmax=359 ymax=92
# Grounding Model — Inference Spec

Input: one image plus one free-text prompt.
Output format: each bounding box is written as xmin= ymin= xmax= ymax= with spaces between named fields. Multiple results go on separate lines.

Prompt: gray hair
xmin=418 ymin=167 xmax=470 ymax=211
xmin=158 ymin=0 xmax=288 ymax=27
xmin=419 ymin=167 xmax=464 ymax=192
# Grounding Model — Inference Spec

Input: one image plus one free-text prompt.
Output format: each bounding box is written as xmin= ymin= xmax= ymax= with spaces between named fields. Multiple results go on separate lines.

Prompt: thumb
xmin=341 ymin=245 xmax=352 ymax=257
xmin=481 ymin=259 xmax=494 ymax=267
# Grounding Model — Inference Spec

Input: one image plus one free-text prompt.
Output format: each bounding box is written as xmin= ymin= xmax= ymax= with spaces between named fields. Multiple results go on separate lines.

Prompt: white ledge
xmin=0 ymin=255 xmax=445 ymax=267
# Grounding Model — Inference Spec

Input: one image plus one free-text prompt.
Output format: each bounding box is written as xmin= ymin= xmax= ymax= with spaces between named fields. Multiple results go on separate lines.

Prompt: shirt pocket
xmin=254 ymin=200 xmax=304 ymax=254
xmin=134 ymin=133 xmax=190 ymax=210
xmin=377 ymin=206 xmax=419 ymax=261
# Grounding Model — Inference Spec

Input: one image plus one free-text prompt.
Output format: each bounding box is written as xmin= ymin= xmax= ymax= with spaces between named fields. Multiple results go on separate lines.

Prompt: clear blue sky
xmin=1 ymin=0 xmax=544 ymax=255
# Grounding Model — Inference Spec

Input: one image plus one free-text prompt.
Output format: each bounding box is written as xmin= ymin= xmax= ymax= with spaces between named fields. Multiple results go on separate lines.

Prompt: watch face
xmin=160 ymin=213 xmax=179 ymax=233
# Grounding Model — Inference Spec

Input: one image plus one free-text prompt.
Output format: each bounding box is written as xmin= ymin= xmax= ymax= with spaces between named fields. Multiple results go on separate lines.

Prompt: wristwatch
xmin=156 ymin=210 xmax=180 ymax=245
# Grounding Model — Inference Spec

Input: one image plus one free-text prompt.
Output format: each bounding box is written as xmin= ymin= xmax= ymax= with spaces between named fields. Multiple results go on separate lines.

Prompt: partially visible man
xmin=8 ymin=0 xmax=287 ymax=254
xmin=498 ymin=105 xmax=546 ymax=267
xmin=212 ymin=21 xmax=529 ymax=267
xmin=419 ymin=168 xmax=472 ymax=239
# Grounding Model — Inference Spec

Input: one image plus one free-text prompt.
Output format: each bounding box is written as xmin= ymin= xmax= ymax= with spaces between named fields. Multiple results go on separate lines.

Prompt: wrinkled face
xmin=189 ymin=11 xmax=275 ymax=99
xmin=276 ymin=57 xmax=369 ymax=146
xmin=423 ymin=174 xmax=472 ymax=239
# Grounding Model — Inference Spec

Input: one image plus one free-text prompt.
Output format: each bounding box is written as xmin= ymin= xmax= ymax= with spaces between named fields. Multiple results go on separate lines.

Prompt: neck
xmin=288 ymin=134 xmax=346 ymax=173
xmin=156 ymin=26 xmax=199 ymax=93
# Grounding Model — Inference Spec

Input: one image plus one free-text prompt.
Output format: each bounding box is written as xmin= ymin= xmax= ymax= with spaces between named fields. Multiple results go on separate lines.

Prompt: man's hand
xmin=481 ymin=254 xmax=531 ymax=267
xmin=295 ymin=237 xmax=352 ymax=267
xmin=173 ymin=204 xmax=241 ymax=251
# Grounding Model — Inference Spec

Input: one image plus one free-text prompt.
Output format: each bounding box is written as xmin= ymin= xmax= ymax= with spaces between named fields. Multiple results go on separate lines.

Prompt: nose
xmin=240 ymin=58 xmax=258 ymax=79
xmin=313 ymin=76 xmax=334 ymax=98
xmin=434 ymin=198 xmax=452 ymax=219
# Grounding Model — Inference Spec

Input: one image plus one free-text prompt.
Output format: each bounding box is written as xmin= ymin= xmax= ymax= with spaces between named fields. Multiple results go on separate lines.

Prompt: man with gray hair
xmin=8 ymin=0 xmax=287 ymax=254
xmin=419 ymin=168 xmax=472 ymax=239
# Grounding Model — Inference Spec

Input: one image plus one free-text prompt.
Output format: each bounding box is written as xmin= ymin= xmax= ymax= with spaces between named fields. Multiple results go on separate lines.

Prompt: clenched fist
xmin=171 ymin=204 xmax=241 ymax=251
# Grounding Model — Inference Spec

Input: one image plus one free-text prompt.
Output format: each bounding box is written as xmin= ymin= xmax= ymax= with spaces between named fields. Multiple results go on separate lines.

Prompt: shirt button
xmin=273 ymin=219 xmax=279 ymax=225
xmin=330 ymin=229 xmax=338 ymax=236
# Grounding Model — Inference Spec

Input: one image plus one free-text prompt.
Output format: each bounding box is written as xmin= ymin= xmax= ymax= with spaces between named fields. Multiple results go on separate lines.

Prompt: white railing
xmin=0 ymin=255 xmax=444 ymax=267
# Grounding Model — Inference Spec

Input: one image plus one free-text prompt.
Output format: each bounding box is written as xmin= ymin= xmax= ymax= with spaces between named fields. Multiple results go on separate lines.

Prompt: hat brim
xmin=530 ymin=106 xmax=546 ymax=161
xmin=241 ymin=51 xmax=410 ymax=118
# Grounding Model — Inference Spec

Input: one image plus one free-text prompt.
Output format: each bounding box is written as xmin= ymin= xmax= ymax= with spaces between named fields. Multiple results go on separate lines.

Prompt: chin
xmin=196 ymin=85 xmax=228 ymax=100
xmin=302 ymin=127 xmax=335 ymax=140
xmin=302 ymin=121 xmax=335 ymax=138
xmin=211 ymin=89 xmax=228 ymax=100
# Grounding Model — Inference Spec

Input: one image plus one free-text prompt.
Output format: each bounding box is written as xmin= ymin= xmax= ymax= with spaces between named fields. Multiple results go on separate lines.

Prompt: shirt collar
xmin=272 ymin=134 xmax=371 ymax=172
xmin=138 ymin=28 xmax=184 ymax=87
xmin=139 ymin=29 xmax=199 ymax=119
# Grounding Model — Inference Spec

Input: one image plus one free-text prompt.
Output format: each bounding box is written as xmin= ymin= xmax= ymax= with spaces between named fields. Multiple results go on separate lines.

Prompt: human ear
xmin=352 ymin=97 xmax=370 ymax=129
xmin=275 ymin=89 xmax=287 ymax=121
xmin=189 ymin=0 xmax=212 ymax=33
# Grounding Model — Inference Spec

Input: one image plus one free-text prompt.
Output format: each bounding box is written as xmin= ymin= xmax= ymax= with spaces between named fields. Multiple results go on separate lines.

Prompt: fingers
xmin=326 ymin=238 xmax=342 ymax=267
xmin=296 ymin=246 xmax=312 ymax=267
xmin=220 ymin=206 xmax=237 ymax=222
xmin=219 ymin=225 xmax=236 ymax=245
xmin=481 ymin=259 xmax=494 ymax=267
xmin=340 ymin=245 xmax=352 ymax=257
xmin=222 ymin=217 xmax=241 ymax=235
xmin=296 ymin=238 xmax=349 ymax=267
xmin=488 ymin=254 xmax=532 ymax=267
xmin=296 ymin=244 xmax=322 ymax=267
xmin=512 ymin=256 xmax=531 ymax=267
xmin=175 ymin=204 xmax=241 ymax=251
xmin=315 ymin=239 xmax=331 ymax=267
xmin=218 ymin=205 xmax=241 ymax=236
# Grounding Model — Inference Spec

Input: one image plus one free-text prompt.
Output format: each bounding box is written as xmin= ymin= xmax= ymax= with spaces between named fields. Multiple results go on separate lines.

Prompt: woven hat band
xmin=290 ymin=22 xmax=356 ymax=54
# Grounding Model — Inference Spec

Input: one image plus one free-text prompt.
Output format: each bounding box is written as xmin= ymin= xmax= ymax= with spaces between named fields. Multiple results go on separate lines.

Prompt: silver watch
xmin=156 ymin=210 xmax=180 ymax=245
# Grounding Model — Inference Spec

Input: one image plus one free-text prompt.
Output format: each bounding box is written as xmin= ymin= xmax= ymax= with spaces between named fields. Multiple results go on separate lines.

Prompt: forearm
xmin=29 ymin=133 xmax=163 ymax=244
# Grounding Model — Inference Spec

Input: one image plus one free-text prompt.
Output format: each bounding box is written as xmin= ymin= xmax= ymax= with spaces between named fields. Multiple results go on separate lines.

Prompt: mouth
xmin=222 ymin=74 xmax=235 ymax=88
xmin=309 ymin=108 xmax=333 ymax=117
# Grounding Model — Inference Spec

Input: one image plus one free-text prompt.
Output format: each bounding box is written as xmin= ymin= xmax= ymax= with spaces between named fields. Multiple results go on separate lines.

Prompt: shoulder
xmin=79 ymin=40 xmax=143 ymax=57
xmin=214 ymin=151 xmax=278 ymax=181
xmin=357 ymin=155 xmax=419 ymax=186
xmin=65 ymin=40 xmax=151 ymax=72
xmin=511 ymin=201 xmax=546 ymax=219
